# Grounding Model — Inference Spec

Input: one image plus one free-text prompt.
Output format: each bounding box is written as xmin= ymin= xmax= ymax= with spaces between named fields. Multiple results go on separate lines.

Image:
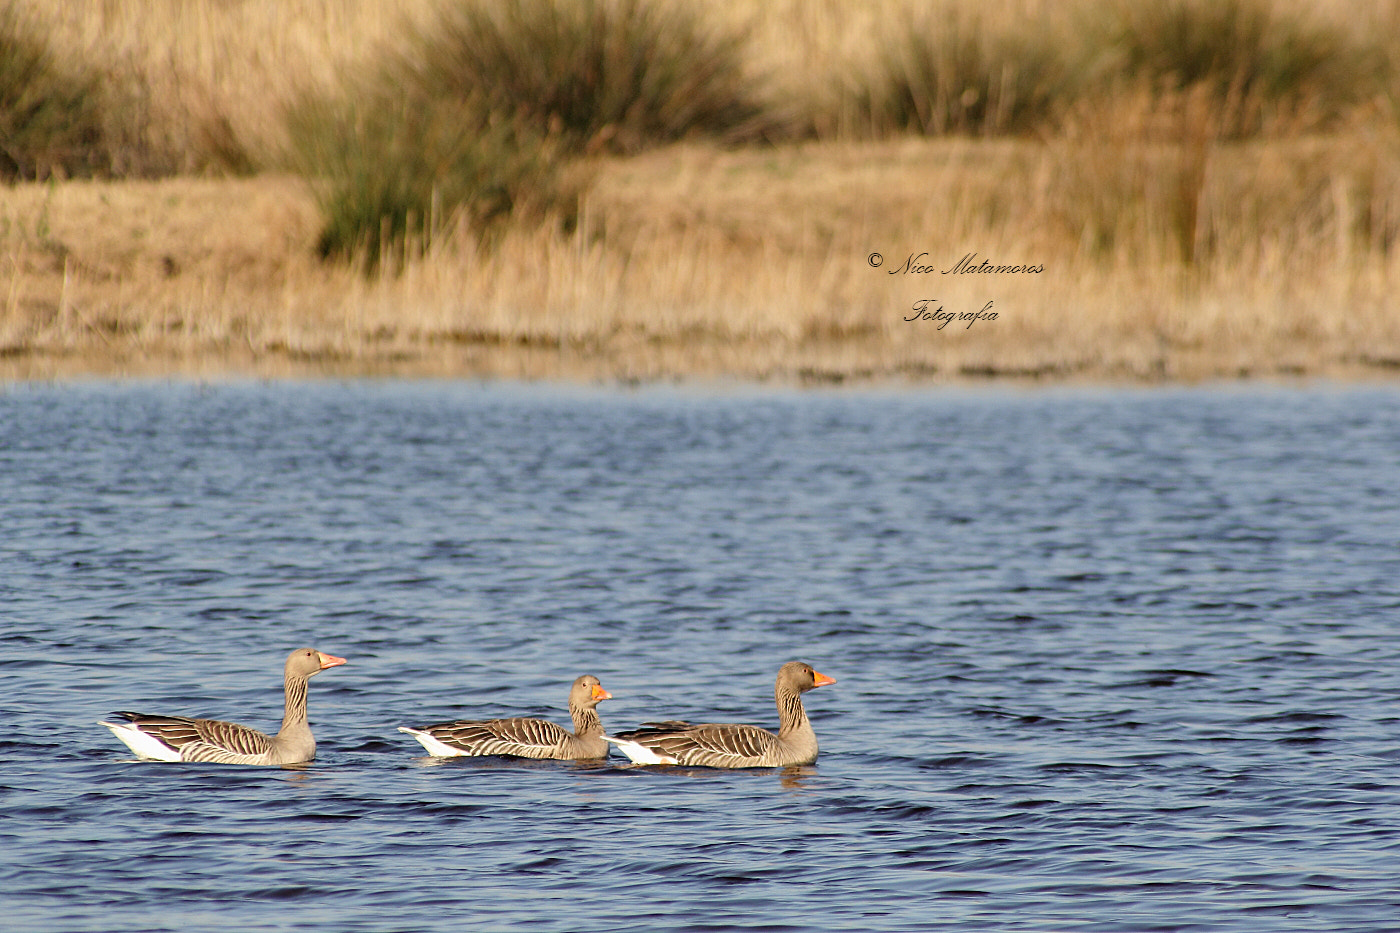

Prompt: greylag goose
xmin=398 ymin=674 xmax=613 ymax=760
xmin=99 ymin=648 xmax=347 ymax=765
xmin=605 ymin=661 xmax=836 ymax=768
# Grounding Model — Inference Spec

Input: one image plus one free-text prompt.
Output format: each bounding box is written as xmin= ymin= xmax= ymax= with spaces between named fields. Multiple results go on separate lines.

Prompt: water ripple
xmin=3 ymin=382 xmax=1400 ymax=931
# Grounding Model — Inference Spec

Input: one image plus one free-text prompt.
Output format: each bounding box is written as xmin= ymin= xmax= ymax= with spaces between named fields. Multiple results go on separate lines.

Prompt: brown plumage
xmin=605 ymin=661 xmax=836 ymax=768
xmin=99 ymin=648 xmax=347 ymax=766
xmin=399 ymin=674 xmax=613 ymax=760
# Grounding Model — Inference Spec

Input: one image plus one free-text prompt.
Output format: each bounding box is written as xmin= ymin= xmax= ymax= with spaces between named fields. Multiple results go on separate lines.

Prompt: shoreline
xmin=4 ymin=139 xmax=1398 ymax=387
xmin=5 ymin=340 xmax=1400 ymax=388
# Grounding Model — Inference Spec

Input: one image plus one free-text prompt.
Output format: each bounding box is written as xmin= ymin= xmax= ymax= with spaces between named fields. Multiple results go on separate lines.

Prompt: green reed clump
xmin=396 ymin=0 xmax=777 ymax=153
xmin=282 ymin=0 xmax=777 ymax=269
xmin=848 ymin=10 xmax=1070 ymax=137
xmin=0 ymin=3 xmax=106 ymax=181
xmin=1080 ymin=0 xmax=1385 ymax=137
xmin=284 ymin=90 xmax=573 ymax=271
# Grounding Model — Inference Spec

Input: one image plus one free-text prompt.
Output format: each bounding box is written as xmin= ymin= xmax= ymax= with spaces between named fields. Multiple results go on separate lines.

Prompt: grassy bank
xmin=2 ymin=0 xmax=1399 ymax=383
xmin=6 ymin=136 xmax=1399 ymax=383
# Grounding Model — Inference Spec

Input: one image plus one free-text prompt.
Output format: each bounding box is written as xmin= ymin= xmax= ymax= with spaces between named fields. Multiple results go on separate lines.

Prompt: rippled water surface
xmin=4 ymin=380 xmax=1400 ymax=932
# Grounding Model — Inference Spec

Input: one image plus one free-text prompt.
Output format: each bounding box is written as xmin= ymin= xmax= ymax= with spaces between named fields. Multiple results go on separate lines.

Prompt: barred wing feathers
xmin=609 ymin=720 xmax=785 ymax=768
xmin=414 ymin=717 xmax=578 ymax=759
xmin=105 ymin=711 xmax=276 ymax=763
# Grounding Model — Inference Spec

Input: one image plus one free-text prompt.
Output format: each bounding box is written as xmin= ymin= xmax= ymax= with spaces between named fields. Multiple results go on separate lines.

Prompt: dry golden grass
xmin=28 ymin=0 xmax=1400 ymax=167
xmin=3 ymin=0 xmax=1400 ymax=383
xmin=28 ymin=0 xmax=441 ymax=171
xmin=5 ymin=132 xmax=1400 ymax=383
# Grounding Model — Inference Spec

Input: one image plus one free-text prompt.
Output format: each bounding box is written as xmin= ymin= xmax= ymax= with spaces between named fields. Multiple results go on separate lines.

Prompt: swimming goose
xmin=399 ymin=674 xmax=613 ymax=760
xmin=99 ymin=648 xmax=347 ymax=766
xmin=605 ymin=661 xmax=836 ymax=768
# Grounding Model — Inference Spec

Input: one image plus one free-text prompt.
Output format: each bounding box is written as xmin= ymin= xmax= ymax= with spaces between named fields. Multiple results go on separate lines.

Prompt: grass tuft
xmin=283 ymin=89 xmax=575 ymax=272
xmin=846 ymin=8 xmax=1069 ymax=137
xmin=396 ymin=0 xmax=778 ymax=153
xmin=284 ymin=0 xmax=775 ymax=271
xmin=0 ymin=2 xmax=105 ymax=181
xmin=1079 ymin=0 xmax=1385 ymax=137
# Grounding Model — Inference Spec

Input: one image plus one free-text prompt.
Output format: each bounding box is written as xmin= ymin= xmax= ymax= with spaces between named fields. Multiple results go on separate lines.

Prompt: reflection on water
xmin=3 ymin=380 xmax=1400 ymax=932
xmin=778 ymin=766 xmax=818 ymax=792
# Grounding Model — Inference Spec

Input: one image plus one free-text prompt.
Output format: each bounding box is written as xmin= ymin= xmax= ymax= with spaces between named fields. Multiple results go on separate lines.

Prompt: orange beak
xmin=812 ymin=670 xmax=836 ymax=688
xmin=592 ymin=684 xmax=613 ymax=701
xmin=317 ymin=652 xmax=348 ymax=670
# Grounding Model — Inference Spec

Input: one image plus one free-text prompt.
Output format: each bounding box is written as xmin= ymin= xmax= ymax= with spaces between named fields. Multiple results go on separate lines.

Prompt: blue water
xmin=3 ymin=380 xmax=1400 ymax=932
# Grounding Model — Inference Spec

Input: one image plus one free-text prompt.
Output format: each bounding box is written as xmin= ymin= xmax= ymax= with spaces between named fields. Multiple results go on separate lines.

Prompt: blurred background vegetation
xmin=1 ymin=0 xmax=1398 ymax=384
xmin=5 ymin=0 xmax=1398 ymax=270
